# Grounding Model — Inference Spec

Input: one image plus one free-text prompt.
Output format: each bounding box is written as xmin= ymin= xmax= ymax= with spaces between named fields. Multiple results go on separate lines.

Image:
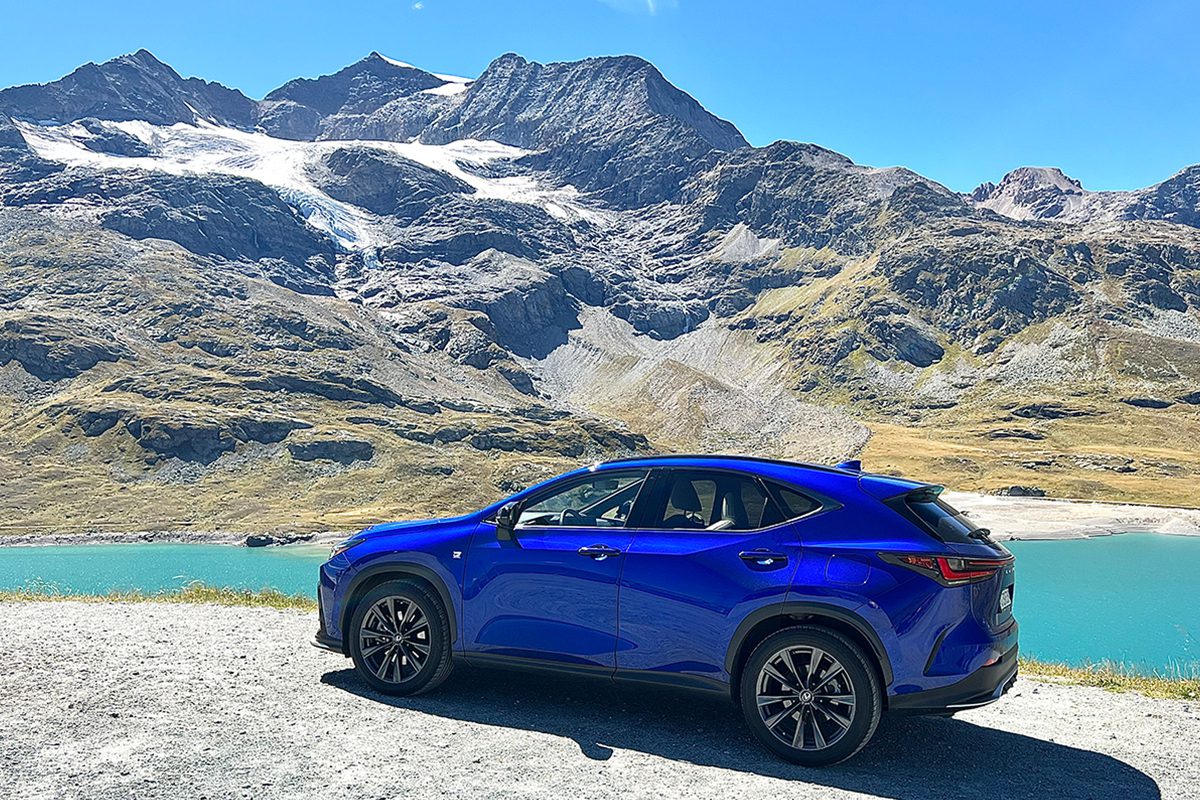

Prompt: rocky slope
xmin=969 ymin=164 xmax=1200 ymax=227
xmin=0 ymin=50 xmax=1198 ymax=532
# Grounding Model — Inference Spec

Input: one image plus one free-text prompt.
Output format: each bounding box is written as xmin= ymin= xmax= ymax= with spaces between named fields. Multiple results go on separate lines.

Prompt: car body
xmin=314 ymin=454 xmax=1017 ymax=765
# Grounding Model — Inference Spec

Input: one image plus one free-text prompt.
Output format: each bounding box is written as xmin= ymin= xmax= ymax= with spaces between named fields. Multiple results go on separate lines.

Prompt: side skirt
xmin=464 ymin=652 xmax=730 ymax=697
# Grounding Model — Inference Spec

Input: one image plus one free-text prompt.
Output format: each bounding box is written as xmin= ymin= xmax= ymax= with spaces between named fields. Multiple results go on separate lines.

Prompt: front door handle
xmin=739 ymin=549 xmax=788 ymax=569
xmin=578 ymin=544 xmax=622 ymax=561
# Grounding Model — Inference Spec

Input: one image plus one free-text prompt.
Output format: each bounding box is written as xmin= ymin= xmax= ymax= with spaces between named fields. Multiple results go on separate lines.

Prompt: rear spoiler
xmin=858 ymin=472 xmax=934 ymax=501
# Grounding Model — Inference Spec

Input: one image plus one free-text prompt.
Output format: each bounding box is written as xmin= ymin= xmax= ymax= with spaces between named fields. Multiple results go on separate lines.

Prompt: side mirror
xmin=495 ymin=501 xmax=520 ymax=542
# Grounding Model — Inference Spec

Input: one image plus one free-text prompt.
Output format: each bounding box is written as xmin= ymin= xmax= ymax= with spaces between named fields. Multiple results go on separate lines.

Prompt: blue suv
xmin=314 ymin=455 xmax=1017 ymax=766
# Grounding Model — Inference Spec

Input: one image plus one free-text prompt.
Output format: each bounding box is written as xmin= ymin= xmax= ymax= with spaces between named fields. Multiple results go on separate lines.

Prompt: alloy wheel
xmin=357 ymin=595 xmax=431 ymax=684
xmin=755 ymin=645 xmax=857 ymax=751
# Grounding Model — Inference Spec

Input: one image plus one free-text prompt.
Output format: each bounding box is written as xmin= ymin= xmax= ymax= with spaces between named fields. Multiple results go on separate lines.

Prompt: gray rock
xmin=122 ymin=413 xmax=309 ymax=464
xmin=1011 ymin=402 xmax=1095 ymax=420
xmin=0 ymin=49 xmax=256 ymax=128
xmin=75 ymin=118 xmax=154 ymax=157
xmin=0 ymin=315 xmax=125 ymax=380
xmin=287 ymin=438 xmax=375 ymax=464
xmin=1121 ymin=397 xmax=1174 ymax=409
xmin=986 ymin=428 xmax=1047 ymax=441
xmin=994 ymin=485 xmax=1047 ymax=497
xmin=261 ymin=52 xmax=444 ymax=140
xmin=311 ymin=146 xmax=472 ymax=219
xmin=422 ymin=53 xmax=748 ymax=206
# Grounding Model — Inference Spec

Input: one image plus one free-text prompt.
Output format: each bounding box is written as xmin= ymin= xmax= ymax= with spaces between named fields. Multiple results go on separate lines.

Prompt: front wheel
xmin=348 ymin=579 xmax=452 ymax=696
xmin=739 ymin=626 xmax=882 ymax=766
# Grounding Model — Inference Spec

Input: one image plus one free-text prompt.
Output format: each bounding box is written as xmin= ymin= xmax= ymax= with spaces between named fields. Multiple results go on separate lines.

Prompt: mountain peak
xmin=971 ymin=167 xmax=1085 ymax=204
xmin=364 ymin=52 xmax=420 ymax=70
xmin=0 ymin=49 xmax=255 ymax=128
xmin=121 ymin=48 xmax=173 ymax=69
xmin=969 ymin=166 xmax=1095 ymax=222
xmin=1002 ymin=166 xmax=1084 ymax=193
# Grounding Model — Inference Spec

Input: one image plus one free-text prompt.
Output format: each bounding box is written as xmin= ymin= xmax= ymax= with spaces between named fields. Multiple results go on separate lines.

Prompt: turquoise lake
xmin=1 ymin=533 xmax=1196 ymax=675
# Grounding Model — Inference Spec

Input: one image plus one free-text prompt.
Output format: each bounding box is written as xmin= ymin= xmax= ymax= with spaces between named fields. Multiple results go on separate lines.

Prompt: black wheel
xmin=348 ymin=579 xmax=452 ymax=696
xmin=739 ymin=626 xmax=882 ymax=767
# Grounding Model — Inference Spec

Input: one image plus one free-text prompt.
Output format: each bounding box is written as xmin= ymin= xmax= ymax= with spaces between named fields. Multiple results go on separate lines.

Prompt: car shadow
xmin=320 ymin=666 xmax=1161 ymax=800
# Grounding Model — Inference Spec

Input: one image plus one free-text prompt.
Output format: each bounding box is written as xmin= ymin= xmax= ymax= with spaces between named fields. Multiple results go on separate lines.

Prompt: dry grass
xmin=861 ymin=412 xmax=1200 ymax=507
xmin=0 ymin=582 xmax=317 ymax=611
xmin=1021 ymin=658 xmax=1200 ymax=701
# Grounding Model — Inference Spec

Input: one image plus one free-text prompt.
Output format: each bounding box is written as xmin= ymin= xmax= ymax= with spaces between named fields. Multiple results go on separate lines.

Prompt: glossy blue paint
xmin=462 ymin=522 xmax=636 ymax=666
xmin=616 ymin=520 xmax=798 ymax=679
xmin=318 ymin=455 xmax=1018 ymax=710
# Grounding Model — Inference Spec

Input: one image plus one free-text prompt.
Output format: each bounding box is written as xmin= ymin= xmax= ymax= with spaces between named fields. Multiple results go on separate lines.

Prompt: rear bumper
xmin=312 ymin=632 xmax=344 ymax=654
xmin=889 ymin=643 xmax=1019 ymax=714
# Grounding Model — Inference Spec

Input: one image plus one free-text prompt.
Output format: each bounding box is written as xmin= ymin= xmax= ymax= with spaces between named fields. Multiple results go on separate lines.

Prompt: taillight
xmin=880 ymin=552 xmax=1012 ymax=586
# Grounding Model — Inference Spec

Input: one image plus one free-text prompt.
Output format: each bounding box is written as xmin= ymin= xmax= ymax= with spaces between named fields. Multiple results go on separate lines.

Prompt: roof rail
xmin=597 ymin=453 xmax=856 ymax=475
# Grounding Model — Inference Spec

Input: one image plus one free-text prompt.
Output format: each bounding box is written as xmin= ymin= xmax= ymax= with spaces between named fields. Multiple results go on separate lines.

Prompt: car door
xmin=616 ymin=468 xmax=814 ymax=686
xmin=461 ymin=469 xmax=648 ymax=669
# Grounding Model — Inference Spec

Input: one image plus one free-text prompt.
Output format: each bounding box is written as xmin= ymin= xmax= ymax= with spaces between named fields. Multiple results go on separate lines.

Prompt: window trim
xmin=632 ymin=467 xmax=840 ymax=534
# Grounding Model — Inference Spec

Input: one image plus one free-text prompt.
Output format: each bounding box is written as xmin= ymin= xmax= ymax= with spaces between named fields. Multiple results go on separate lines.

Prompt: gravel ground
xmin=1 ymin=602 xmax=1197 ymax=800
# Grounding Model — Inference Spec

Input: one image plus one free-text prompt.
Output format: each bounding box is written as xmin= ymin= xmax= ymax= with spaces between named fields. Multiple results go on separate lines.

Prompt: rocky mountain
xmin=1 ymin=50 xmax=1198 ymax=533
xmin=969 ymin=165 xmax=1200 ymax=227
xmin=0 ymin=49 xmax=257 ymax=128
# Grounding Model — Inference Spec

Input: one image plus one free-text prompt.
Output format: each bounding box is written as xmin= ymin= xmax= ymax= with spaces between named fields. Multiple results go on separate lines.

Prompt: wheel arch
xmin=726 ymin=602 xmax=893 ymax=699
xmin=339 ymin=562 xmax=458 ymax=654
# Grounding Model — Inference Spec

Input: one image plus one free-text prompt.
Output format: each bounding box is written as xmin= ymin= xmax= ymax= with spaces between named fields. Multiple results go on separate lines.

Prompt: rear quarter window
xmin=895 ymin=490 xmax=985 ymax=544
xmin=759 ymin=483 xmax=825 ymax=527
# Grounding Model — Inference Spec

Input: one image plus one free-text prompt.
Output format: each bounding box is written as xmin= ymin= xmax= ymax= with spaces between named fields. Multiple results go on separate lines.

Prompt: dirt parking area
xmin=1 ymin=601 xmax=1196 ymax=799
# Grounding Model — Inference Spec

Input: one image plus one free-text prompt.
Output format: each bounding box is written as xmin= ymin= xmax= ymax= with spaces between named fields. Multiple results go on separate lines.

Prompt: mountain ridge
xmin=0 ymin=49 xmax=1198 ymax=531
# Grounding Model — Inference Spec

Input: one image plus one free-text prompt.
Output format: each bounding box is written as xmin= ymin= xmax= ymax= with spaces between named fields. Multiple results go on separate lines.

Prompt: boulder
xmin=287 ymin=438 xmax=375 ymax=464
xmin=994 ymin=486 xmax=1047 ymax=497
xmin=1121 ymin=397 xmax=1173 ymax=409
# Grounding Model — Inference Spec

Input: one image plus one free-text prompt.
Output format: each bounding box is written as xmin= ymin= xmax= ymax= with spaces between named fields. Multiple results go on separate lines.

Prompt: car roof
xmin=596 ymin=453 xmax=859 ymax=477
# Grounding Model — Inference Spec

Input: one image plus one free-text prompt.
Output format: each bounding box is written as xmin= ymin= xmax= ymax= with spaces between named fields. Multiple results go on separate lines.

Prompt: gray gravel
xmin=1 ymin=601 xmax=1196 ymax=800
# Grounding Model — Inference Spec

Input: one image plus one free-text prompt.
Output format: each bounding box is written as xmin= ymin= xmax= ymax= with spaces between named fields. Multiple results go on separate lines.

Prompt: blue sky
xmin=4 ymin=0 xmax=1197 ymax=192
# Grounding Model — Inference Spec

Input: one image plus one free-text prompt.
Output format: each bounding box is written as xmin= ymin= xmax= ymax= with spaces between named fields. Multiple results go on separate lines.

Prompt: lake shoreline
xmin=1 ymin=492 xmax=1199 ymax=546
xmin=948 ymin=492 xmax=1200 ymax=541
xmin=0 ymin=529 xmax=347 ymax=548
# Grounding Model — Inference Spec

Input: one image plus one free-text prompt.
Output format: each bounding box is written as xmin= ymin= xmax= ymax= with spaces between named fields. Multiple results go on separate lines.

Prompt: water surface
xmin=2 ymin=533 xmax=1196 ymax=675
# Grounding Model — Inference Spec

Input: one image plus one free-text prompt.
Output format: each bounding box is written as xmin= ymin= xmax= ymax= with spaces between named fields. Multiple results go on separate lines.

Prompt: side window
xmin=518 ymin=470 xmax=648 ymax=528
xmin=761 ymin=484 xmax=823 ymax=525
xmin=646 ymin=471 xmax=778 ymax=532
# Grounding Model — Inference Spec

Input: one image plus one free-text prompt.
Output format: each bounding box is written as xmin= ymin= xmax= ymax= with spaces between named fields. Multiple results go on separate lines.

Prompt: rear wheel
xmin=739 ymin=626 xmax=882 ymax=766
xmin=348 ymin=579 xmax=452 ymax=696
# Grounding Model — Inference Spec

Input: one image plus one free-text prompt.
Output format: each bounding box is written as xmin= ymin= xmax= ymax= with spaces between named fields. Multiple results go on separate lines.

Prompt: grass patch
xmin=1021 ymin=658 xmax=1200 ymax=701
xmin=0 ymin=581 xmax=316 ymax=611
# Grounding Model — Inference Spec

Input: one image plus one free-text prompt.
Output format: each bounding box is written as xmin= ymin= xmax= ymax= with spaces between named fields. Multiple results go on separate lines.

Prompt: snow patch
xmin=421 ymin=81 xmax=470 ymax=97
xmin=375 ymin=54 xmax=416 ymax=69
xmin=15 ymin=119 xmax=605 ymax=243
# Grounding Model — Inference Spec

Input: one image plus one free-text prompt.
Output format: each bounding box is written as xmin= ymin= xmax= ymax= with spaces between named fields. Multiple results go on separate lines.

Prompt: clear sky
xmin=4 ymin=0 xmax=1197 ymax=192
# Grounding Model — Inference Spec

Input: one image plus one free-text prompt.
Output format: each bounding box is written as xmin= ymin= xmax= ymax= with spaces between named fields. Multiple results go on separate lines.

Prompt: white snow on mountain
xmin=375 ymin=54 xmax=417 ymax=69
xmin=421 ymin=81 xmax=470 ymax=96
xmin=15 ymin=119 xmax=603 ymax=249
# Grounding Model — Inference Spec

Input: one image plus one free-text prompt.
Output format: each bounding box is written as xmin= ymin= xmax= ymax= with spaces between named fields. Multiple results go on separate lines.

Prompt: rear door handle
xmin=578 ymin=544 xmax=622 ymax=561
xmin=739 ymin=550 xmax=788 ymax=569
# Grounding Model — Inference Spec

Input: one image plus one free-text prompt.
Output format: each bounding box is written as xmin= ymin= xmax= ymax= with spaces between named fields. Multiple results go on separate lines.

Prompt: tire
xmin=739 ymin=625 xmax=882 ymax=767
xmin=348 ymin=578 xmax=453 ymax=696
